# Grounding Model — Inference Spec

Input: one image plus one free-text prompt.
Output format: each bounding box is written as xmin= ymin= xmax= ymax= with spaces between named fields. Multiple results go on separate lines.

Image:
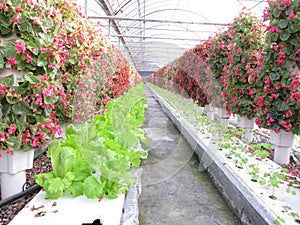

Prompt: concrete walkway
xmin=138 ymin=86 xmax=241 ymax=225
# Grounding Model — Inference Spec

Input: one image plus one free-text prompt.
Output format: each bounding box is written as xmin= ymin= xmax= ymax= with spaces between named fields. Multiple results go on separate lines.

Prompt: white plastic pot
xmin=237 ymin=116 xmax=255 ymax=143
xmin=270 ymin=130 xmax=294 ymax=165
xmin=0 ymin=150 xmax=34 ymax=199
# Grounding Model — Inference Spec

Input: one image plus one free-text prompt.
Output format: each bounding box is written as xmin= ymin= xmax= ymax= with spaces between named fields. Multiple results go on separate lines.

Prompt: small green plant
xmin=260 ymin=170 xmax=286 ymax=200
xmin=273 ymin=216 xmax=285 ymax=225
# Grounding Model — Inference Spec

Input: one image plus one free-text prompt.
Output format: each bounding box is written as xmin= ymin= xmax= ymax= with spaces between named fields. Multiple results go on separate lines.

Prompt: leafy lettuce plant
xmin=35 ymin=84 xmax=148 ymax=199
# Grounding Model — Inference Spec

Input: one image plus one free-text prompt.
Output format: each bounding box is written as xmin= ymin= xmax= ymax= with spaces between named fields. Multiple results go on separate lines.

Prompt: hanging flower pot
xmin=270 ymin=130 xmax=294 ymax=165
xmin=237 ymin=116 xmax=255 ymax=143
xmin=0 ymin=150 xmax=34 ymax=199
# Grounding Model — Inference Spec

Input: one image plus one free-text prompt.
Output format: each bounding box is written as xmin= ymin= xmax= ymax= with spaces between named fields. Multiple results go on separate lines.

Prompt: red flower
xmin=15 ymin=7 xmax=22 ymax=13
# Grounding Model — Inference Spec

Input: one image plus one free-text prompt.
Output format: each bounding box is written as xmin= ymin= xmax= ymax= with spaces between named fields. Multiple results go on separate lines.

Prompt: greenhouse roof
xmin=77 ymin=0 xmax=268 ymax=73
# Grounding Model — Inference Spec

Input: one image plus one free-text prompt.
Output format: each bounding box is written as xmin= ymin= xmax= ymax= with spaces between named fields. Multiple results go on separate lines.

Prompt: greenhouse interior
xmin=0 ymin=0 xmax=299 ymax=224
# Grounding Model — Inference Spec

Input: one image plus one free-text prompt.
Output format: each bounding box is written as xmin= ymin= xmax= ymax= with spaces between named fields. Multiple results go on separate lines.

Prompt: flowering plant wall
xmin=149 ymin=3 xmax=299 ymax=135
xmin=0 ymin=73 xmax=67 ymax=152
xmin=0 ymin=0 xmax=141 ymax=154
xmin=255 ymin=0 xmax=299 ymax=134
xmin=223 ymin=9 xmax=266 ymax=119
xmin=205 ymin=31 xmax=232 ymax=108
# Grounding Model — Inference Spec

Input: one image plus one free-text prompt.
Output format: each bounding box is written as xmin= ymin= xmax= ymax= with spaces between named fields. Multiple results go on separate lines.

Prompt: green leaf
xmin=278 ymin=19 xmax=288 ymax=29
xmin=23 ymin=72 xmax=41 ymax=84
xmin=2 ymin=104 xmax=11 ymax=117
xmin=44 ymin=177 xmax=65 ymax=199
xmin=5 ymin=92 xmax=18 ymax=104
xmin=280 ymin=33 xmax=290 ymax=41
xmin=270 ymin=73 xmax=280 ymax=81
xmin=0 ymin=26 xmax=11 ymax=36
xmin=44 ymin=95 xmax=58 ymax=104
xmin=16 ymin=81 xmax=30 ymax=94
xmin=272 ymin=7 xmax=281 ymax=18
xmin=42 ymin=17 xmax=53 ymax=29
xmin=17 ymin=19 xmax=32 ymax=33
xmin=278 ymin=101 xmax=289 ymax=111
xmin=26 ymin=41 xmax=39 ymax=55
xmin=49 ymin=141 xmax=76 ymax=178
xmin=0 ymin=14 xmax=11 ymax=26
xmin=83 ymin=176 xmax=105 ymax=199
xmin=37 ymin=54 xmax=48 ymax=67
xmin=12 ymin=102 xmax=31 ymax=115
xmin=0 ymin=122 xmax=8 ymax=131
xmin=0 ymin=74 xmax=14 ymax=87
xmin=6 ymin=136 xmax=21 ymax=151
xmin=68 ymin=182 xmax=84 ymax=197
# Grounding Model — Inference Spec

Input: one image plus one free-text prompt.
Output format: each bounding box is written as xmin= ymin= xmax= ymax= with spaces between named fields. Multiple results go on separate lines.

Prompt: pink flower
xmin=40 ymin=74 xmax=47 ymax=82
xmin=285 ymin=110 xmax=293 ymax=118
xmin=8 ymin=124 xmax=16 ymax=134
xmin=33 ymin=17 xmax=40 ymax=25
xmin=31 ymin=138 xmax=39 ymax=148
xmin=26 ymin=54 xmax=32 ymax=63
xmin=6 ymin=149 xmax=14 ymax=154
xmin=255 ymin=118 xmax=262 ymax=127
xmin=40 ymin=47 xmax=47 ymax=52
xmin=289 ymin=11 xmax=295 ymax=19
xmin=14 ymin=40 xmax=26 ymax=54
xmin=7 ymin=57 xmax=16 ymax=65
xmin=12 ymin=16 xmax=22 ymax=24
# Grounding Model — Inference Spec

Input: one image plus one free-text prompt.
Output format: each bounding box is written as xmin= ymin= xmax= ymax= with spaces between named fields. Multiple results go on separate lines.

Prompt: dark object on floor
xmin=82 ymin=219 xmax=103 ymax=225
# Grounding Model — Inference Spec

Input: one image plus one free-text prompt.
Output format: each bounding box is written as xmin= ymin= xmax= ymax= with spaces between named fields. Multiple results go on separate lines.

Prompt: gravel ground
xmin=0 ymin=153 xmax=52 ymax=225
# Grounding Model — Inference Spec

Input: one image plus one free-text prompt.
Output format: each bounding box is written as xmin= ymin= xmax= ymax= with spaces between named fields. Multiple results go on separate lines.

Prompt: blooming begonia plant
xmin=255 ymin=0 xmax=300 ymax=134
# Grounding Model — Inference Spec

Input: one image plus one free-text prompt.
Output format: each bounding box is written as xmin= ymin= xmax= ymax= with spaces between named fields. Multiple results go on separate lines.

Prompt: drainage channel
xmin=138 ymin=85 xmax=241 ymax=225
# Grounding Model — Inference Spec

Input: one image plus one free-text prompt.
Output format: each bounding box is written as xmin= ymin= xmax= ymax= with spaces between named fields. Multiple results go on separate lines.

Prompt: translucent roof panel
xmin=77 ymin=0 xmax=268 ymax=72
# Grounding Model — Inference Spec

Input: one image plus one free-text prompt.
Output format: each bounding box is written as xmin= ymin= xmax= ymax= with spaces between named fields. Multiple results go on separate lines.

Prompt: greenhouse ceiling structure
xmin=77 ymin=0 xmax=268 ymax=74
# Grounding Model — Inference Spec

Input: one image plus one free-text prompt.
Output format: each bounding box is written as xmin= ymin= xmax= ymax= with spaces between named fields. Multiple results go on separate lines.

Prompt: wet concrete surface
xmin=138 ymin=86 xmax=242 ymax=225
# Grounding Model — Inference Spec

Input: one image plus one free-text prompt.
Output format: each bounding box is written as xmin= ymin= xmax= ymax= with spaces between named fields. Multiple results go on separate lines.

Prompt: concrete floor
xmin=138 ymin=86 xmax=242 ymax=225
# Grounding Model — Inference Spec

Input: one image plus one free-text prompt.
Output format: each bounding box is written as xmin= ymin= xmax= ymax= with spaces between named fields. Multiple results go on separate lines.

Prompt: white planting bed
xmin=9 ymin=191 xmax=125 ymax=225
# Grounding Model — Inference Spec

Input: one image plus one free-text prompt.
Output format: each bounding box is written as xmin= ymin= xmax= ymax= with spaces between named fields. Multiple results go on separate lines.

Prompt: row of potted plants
xmin=0 ymin=0 xmax=142 ymax=199
xmin=147 ymin=1 xmax=299 ymax=164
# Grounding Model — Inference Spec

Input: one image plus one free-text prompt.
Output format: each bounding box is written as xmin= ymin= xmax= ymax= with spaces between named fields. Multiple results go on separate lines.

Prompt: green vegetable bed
xmin=35 ymin=84 xmax=148 ymax=199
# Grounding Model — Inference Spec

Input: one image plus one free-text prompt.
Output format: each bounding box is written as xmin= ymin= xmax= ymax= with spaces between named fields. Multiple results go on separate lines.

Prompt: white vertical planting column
xmin=237 ymin=116 xmax=255 ymax=143
xmin=0 ymin=150 xmax=34 ymax=199
xmin=217 ymin=107 xmax=230 ymax=127
xmin=204 ymin=103 xmax=215 ymax=120
xmin=0 ymin=35 xmax=31 ymax=199
xmin=270 ymin=130 xmax=294 ymax=165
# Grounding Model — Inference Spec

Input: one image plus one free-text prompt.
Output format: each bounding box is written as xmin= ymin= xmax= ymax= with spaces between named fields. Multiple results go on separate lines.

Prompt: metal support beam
xmin=88 ymin=15 xmax=227 ymax=26
xmin=110 ymin=34 xmax=203 ymax=41
xmin=95 ymin=0 xmax=140 ymax=69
